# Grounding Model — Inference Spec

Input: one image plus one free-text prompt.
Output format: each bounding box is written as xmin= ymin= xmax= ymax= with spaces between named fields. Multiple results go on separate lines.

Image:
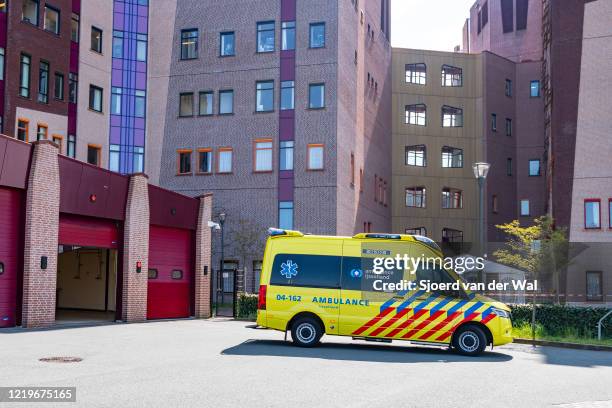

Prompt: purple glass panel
xmin=280 ymin=54 xmax=295 ymax=81
xmin=136 ymin=61 xmax=147 ymax=73
xmin=110 ymin=126 xmax=121 ymax=144
xmin=134 ymin=118 xmax=145 ymax=130
xmin=279 ymin=116 xmax=295 ymax=141
xmin=111 ymin=70 xmax=123 ymax=87
xmin=136 ymin=72 xmax=146 ymax=90
xmin=137 ymin=17 xmax=147 ymax=34
xmin=278 ymin=178 xmax=294 ymax=201
xmin=111 ymin=115 xmax=121 ymax=127
xmin=113 ymin=12 xmax=124 ymax=30
xmin=134 ymin=129 xmax=145 ymax=146
xmin=112 ymin=59 xmax=123 ymax=70
xmin=281 ymin=0 xmax=296 ymax=21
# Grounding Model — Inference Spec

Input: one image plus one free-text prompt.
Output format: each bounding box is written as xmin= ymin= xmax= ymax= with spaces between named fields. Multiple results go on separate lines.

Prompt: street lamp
xmin=217 ymin=213 xmax=226 ymax=318
xmin=472 ymin=162 xmax=491 ymax=266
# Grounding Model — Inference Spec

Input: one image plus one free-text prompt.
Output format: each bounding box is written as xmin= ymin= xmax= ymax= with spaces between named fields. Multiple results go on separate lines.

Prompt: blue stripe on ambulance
xmin=464 ymin=301 xmax=484 ymax=318
xmin=430 ymin=296 xmax=453 ymax=315
xmin=396 ymin=290 xmax=426 ymax=313
xmin=447 ymin=299 xmax=467 ymax=316
xmin=414 ymin=293 xmax=439 ymax=312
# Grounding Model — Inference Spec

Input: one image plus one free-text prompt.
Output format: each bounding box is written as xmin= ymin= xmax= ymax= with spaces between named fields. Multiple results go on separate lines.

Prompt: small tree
xmin=493 ymin=215 xmax=569 ymax=341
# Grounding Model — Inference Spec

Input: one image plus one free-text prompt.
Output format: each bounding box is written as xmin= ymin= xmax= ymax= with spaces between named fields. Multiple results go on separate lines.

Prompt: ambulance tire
xmin=291 ymin=316 xmax=323 ymax=348
xmin=452 ymin=324 xmax=487 ymax=356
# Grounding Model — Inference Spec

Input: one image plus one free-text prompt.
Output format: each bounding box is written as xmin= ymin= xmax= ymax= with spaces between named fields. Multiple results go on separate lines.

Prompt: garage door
xmin=0 ymin=187 xmax=23 ymax=328
xmin=147 ymin=225 xmax=193 ymax=319
xmin=59 ymin=214 xmax=118 ymax=248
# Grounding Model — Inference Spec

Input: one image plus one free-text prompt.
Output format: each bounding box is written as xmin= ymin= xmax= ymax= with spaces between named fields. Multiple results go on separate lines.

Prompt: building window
xmin=67 ymin=134 xmax=76 ymax=158
xmin=309 ymin=83 xmax=325 ymax=109
xmin=89 ymin=85 xmax=103 ymax=112
xmin=109 ymin=144 xmax=120 ymax=172
xmin=17 ymin=119 xmax=29 ymax=142
xmin=218 ymin=148 xmax=233 ymax=173
xmin=280 ymin=80 xmax=295 ymax=110
xmin=280 ymin=141 xmax=294 ymax=171
xmin=111 ymin=87 xmax=122 ymax=115
xmin=506 ymin=118 xmax=512 ymax=136
xmin=0 ymin=47 xmax=4 ymax=81
xmin=307 ymin=144 xmax=324 ymax=170
xmin=36 ymin=124 xmax=47 ymax=141
xmin=406 ymin=227 xmax=427 ymax=236
xmin=22 ymin=0 xmax=39 ymax=25
xmin=219 ymin=90 xmax=234 ymax=115
xmin=134 ymin=147 xmax=144 ymax=172
xmin=52 ymin=135 xmax=63 ymax=152
xmin=220 ymin=31 xmax=235 ymax=56
xmin=197 ymin=148 xmax=212 ymax=174
xmin=135 ymin=90 xmax=145 ymax=118
xmin=54 ymin=72 xmax=64 ymax=100
xmin=520 ymin=199 xmax=530 ymax=216
xmin=256 ymin=81 xmax=274 ymax=112
xmin=442 ymin=228 xmax=463 ymax=252
xmin=350 ymin=152 xmax=355 ymax=186
xmin=91 ymin=27 xmax=103 ymax=53
xmin=405 ymin=104 xmax=426 ymax=126
xmin=406 ymin=187 xmax=426 ymax=208
xmin=507 ymin=157 xmax=513 ymax=176
xmin=112 ymin=30 xmax=124 ymax=58
xmin=199 ymin=91 xmax=213 ymax=116
xmin=177 ymin=149 xmax=192 ymax=174
xmin=136 ymin=34 xmax=147 ymax=62
xmin=505 ymin=79 xmax=513 ymax=97
xmin=442 ymin=188 xmax=463 ymax=209
xmin=609 ymin=199 xmax=612 ymax=229
xmin=584 ymin=199 xmax=600 ymax=229
xmin=0 ymin=116 xmax=4 ymax=133
xmin=71 ymin=13 xmax=79 ymax=42
xmin=405 ymin=63 xmax=426 ymax=85
xmin=491 ymin=113 xmax=497 ymax=131
xmin=441 ymin=65 xmax=463 ymax=87
xmin=530 ymin=80 xmax=540 ymax=97
xmin=310 ymin=22 xmax=325 ymax=48
xmin=254 ymin=139 xmax=273 ymax=172
xmin=87 ymin=144 xmax=101 ymax=166
xmin=43 ymin=5 xmax=59 ymax=34
xmin=179 ymin=92 xmax=194 ymax=117
xmin=405 ymin=145 xmax=426 ymax=167
xmin=281 ymin=21 xmax=295 ymax=51
xmin=180 ymin=29 xmax=198 ymax=60
xmin=442 ymin=146 xmax=463 ymax=168
xmin=529 ymin=159 xmax=541 ymax=176
xmin=516 ymin=0 xmax=529 ymax=31
xmin=279 ymin=201 xmax=294 ymax=230
xmin=38 ymin=61 xmax=49 ymax=103
xmin=69 ymin=73 xmax=78 ymax=103
xmin=20 ymin=54 xmax=31 ymax=98
xmin=257 ymin=21 xmax=275 ymax=53
xmin=492 ymin=194 xmax=499 ymax=213
xmin=501 ymin=0 xmax=514 ymax=33
xmin=442 ymin=105 xmax=463 ymax=127
xmin=586 ymin=271 xmax=603 ymax=302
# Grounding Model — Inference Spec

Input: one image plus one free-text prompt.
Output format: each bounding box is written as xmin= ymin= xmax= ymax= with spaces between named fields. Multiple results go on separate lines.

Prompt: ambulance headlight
xmin=493 ymin=308 xmax=510 ymax=319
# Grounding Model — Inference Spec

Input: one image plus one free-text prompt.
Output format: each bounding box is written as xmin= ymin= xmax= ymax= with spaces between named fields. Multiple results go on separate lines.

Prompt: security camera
xmin=207 ymin=221 xmax=221 ymax=230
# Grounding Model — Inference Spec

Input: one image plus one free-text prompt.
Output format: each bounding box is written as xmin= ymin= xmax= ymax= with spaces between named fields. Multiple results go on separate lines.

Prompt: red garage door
xmin=0 ymin=188 xmax=23 ymax=328
xmin=59 ymin=214 xmax=118 ymax=248
xmin=147 ymin=225 xmax=193 ymax=319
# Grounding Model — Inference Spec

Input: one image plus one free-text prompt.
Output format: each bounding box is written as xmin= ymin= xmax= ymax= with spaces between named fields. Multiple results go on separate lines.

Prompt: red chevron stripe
xmin=418 ymin=311 xmax=461 ymax=340
xmin=435 ymin=312 xmax=478 ymax=342
xmin=369 ymin=308 xmax=411 ymax=337
xmin=480 ymin=313 xmax=496 ymax=325
xmin=352 ymin=307 xmax=395 ymax=335
xmin=385 ymin=309 xmax=427 ymax=338
xmin=401 ymin=310 xmax=445 ymax=339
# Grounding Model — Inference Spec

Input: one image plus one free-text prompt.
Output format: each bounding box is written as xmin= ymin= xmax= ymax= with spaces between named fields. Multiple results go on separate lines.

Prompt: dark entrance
xmin=214 ymin=261 xmax=238 ymax=317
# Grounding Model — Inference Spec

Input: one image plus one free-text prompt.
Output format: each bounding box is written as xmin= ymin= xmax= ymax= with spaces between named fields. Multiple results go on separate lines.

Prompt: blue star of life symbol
xmin=280 ymin=260 xmax=298 ymax=279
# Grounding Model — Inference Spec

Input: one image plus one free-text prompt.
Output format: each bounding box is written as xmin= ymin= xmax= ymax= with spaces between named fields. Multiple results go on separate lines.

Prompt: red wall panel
xmin=59 ymin=214 xmax=119 ymax=248
xmin=147 ymin=225 xmax=193 ymax=319
xmin=0 ymin=187 xmax=23 ymax=327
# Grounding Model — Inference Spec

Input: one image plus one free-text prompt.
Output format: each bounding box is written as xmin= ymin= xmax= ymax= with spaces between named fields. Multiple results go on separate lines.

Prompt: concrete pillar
xmin=21 ymin=141 xmax=60 ymax=328
xmin=121 ymin=174 xmax=149 ymax=322
xmin=194 ymin=194 xmax=213 ymax=318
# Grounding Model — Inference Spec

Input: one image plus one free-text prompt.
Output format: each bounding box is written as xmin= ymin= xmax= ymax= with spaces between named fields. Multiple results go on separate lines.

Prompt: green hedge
xmin=510 ymin=304 xmax=611 ymax=338
xmin=236 ymin=293 xmax=258 ymax=320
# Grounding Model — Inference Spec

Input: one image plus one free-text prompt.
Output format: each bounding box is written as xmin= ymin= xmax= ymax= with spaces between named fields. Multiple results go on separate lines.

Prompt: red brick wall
xmin=121 ymin=174 xmax=149 ymax=322
xmin=21 ymin=140 xmax=60 ymax=328
xmin=194 ymin=194 xmax=212 ymax=318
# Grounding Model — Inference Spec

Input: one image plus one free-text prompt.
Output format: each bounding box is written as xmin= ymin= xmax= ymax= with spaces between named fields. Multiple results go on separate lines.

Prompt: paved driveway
xmin=1 ymin=319 xmax=611 ymax=408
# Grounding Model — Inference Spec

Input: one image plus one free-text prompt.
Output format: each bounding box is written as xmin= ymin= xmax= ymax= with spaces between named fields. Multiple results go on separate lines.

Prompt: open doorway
xmin=56 ymin=246 xmax=118 ymax=324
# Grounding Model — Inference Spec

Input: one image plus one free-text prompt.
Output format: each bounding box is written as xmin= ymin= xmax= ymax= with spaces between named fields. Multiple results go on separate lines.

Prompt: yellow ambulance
xmin=256 ymin=229 xmax=513 ymax=356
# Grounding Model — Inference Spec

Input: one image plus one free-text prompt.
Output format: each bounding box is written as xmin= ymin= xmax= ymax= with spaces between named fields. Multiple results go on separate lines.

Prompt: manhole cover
xmin=39 ymin=357 xmax=83 ymax=363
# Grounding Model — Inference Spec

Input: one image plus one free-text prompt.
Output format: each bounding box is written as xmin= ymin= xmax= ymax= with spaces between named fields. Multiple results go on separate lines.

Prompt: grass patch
xmin=513 ymin=323 xmax=612 ymax=347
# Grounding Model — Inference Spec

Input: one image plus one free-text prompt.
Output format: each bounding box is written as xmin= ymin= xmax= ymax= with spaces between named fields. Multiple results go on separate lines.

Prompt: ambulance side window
xmin=270 ymin=254 xmax=341 ymax=289
xmin=341 ymin=256 xmax=363 ymax=291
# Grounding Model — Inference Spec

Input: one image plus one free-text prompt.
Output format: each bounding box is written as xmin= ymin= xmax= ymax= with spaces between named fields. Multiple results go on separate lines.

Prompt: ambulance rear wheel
xmin=291 ymin=317 xmax=322 ymax=347
xmin=452 ymin=325 xmax=487 ymax=356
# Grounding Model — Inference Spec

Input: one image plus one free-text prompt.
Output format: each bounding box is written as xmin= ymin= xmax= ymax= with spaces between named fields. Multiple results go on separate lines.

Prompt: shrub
xmin=236 ymin=293 xmax=258 ymax=320
xmin=510 ymin=304 xmax=611 ymax=338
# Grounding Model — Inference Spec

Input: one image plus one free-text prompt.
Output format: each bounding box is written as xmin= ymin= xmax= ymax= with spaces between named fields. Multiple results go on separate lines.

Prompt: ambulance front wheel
xmin=291 ymin=316 xmax=323 ymax=347
xmin=452 ymin=324 xmax=487 ymax=356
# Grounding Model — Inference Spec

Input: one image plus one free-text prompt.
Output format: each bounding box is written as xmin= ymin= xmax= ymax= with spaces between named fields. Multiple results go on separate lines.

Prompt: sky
xmin=391 ymin=0 xmax=475 ymax=51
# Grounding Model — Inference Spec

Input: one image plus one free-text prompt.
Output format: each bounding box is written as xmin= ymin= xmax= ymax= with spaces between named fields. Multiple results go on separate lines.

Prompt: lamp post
xmin=218 ymin=213 xmax=226 ymax=317
xmin=472 ymin=162 xmax=491 ymax=283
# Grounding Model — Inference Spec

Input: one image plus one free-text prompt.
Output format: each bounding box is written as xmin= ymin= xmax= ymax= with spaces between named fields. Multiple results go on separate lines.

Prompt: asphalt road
xmin=1 ymin=319 xmax=611 ymax=408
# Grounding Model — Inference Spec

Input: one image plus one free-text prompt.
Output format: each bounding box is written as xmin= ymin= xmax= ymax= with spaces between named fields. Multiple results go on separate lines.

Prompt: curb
xmin=513 ymin=338 xmax=612 ymax=352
